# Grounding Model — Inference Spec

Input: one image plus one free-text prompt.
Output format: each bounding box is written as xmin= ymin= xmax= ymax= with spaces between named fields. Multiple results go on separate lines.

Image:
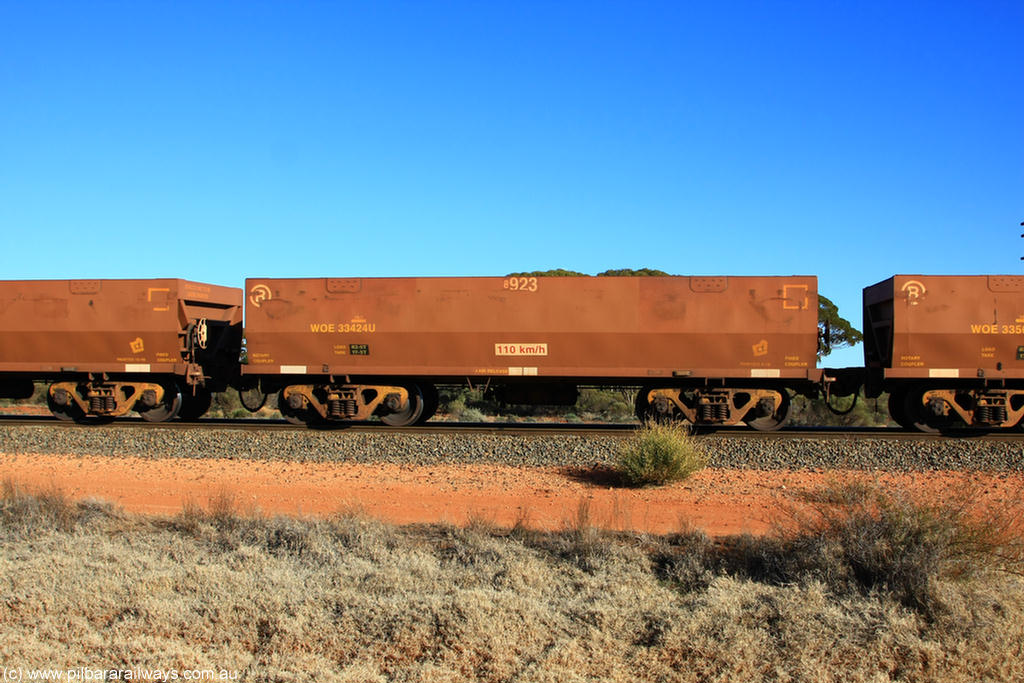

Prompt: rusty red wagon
xmin=242 ymin=275 xmax=821 ymax=429
xmin=0 ymin=279 xmax=242 ymax=421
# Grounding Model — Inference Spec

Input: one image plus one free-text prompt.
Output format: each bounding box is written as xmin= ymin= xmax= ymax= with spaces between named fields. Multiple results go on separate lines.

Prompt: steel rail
xmin=1 ymin=414 xmax=1021 ymax=441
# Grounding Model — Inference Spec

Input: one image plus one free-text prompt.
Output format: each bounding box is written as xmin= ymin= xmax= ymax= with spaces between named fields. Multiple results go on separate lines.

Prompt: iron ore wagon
xmin=864 ymin=275 xmax=1024 ymax=431
xmin=0 ymin=279 xmax=242 ymax=422
xmin=241 ymin=275 xmax=821 ymax=430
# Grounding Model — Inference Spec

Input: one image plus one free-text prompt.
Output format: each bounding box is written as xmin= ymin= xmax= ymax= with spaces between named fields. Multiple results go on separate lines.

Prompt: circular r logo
xmin=900 ymin=280 xmax=927 ymax=305
xmin=249 ymin=284 xmax=272 ymax=308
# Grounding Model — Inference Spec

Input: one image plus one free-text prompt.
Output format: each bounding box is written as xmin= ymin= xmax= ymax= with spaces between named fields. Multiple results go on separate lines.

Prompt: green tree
xmin=819 ymin=294 xmax=862 ymax=357
xmin=506 ymin=269 xmax=589 ymax=277
xmin=597 ymin=268 xmax=672 ymax=277
xmin=506 ymin=268 xmax=676 ymax=278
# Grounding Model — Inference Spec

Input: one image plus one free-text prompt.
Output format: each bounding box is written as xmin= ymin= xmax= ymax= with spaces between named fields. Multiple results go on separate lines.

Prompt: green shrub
xmin=575 ymin=388 xmax=633 ymax=422
xmin=788 ymin=391 xmax=891 ymax=427
xmin=458 ymin=406 xmax=487 ymax=422
xmin=209 ymin=390 xmax=244 ymax=417
xmin=615 ymin=422 xmax=708 ymax=487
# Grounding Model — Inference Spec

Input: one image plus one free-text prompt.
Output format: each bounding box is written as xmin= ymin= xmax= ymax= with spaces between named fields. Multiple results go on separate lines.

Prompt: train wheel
xmin=178 ymin=388 xmax=213 ymax=421
xmin=635 ymin=387 xmax=689 ymax=424
xmin=381 ymin=385 xmax=424 ymax=427
xmin=1014 ymin=394 xmax=1024 ymax=431
xmin=887 ymin=388 xmax=915 ymax=430
xmin=744 ymin=390 xmax=791 ymax=432
xmin=277 ymin=388 xmax=312 ymax=425
xmin=634 ymin=388 xmax=651 ymax=423
xmin=47 ymin=386 xmax=83 ymax=422
xmin=899 ymin=386 xmax=943 ymax=433
xmin=415 ymin=383 xmax=439 ymax=425
xmin=634 ymin=387 xmax=675 ymax=423
xmin=139 ymin=385 xmax=183 ymax=423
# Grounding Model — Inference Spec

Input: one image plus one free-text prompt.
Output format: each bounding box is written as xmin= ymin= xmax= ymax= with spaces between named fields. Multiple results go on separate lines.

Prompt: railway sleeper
xmin=917 ymin=388 xmax=1024 ymax=430
xmin=280 ymin=384 xmax=415 ymax=424
xmin=47 ymin=380 xmax=182 ymax=423
xmin=640 ymin=387 xmax=791 ymax=431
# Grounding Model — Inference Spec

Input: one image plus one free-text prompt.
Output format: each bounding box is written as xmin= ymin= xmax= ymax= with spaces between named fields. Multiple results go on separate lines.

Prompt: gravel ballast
xmin=0 ymin=423 xmax=1022 ymax=471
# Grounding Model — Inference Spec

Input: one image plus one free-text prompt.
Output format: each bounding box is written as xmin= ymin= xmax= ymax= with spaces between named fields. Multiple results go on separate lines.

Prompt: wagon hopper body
xmin=863 ymin=275 xmax=1024 ymax=430
xmin=0 ymin=279 xmax=243 ymax=422
xmin=243 ymin=275 xmax=820 ymax=429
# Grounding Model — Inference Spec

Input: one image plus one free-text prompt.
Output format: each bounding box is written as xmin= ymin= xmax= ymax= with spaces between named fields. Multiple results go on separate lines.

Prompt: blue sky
xmin=2 ymin=1 xmax=1021 ymax=367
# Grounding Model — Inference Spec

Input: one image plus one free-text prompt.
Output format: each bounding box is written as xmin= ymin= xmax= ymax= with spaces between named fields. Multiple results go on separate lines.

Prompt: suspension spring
xmin=328 ymin=397 xmax=343 ymax=418
xmin=698 ymin=402 xmax=729 ymax=422
xmin=975 ymin=405 xmax=1006 ymax=425
xmin=328 ymin=397 xmax=358 ymax=418
xmin=90 ymin=395 xmax=116 ymax=413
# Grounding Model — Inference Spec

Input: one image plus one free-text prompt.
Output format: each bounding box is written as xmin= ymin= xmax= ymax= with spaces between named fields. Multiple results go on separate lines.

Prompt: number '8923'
xmin=504 ymin=277 xmax=538 ymax=292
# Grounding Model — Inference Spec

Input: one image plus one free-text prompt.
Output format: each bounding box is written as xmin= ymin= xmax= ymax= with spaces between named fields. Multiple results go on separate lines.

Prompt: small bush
xmin=575 ymin=388 xmax=633 ymax=422
xmin=615 ymin=422 xmax=708 ymax=487
xmin=770 ymin=482 xmax=1024 ymax=614
xmin=457 ymin=406 xmax=487 ymax=423
xmin=443 ymin=389 xmax=491 ymax=422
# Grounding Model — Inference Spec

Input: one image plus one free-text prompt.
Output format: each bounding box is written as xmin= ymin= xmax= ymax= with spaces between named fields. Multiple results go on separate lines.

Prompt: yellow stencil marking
xmin=147 ymin=287 xmax=171 ymax=312
xmin=900 ymin=280 xmax=927 ymax=305
xmin=782 ymin=284 xmax=809 ymax=310
xmin=495 ymin=343 xmax=548 ymax=356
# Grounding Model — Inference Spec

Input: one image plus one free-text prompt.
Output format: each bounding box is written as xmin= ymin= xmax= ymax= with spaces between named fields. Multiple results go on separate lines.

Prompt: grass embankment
xmin=2 ymin=479 xmax=1023 ymax=682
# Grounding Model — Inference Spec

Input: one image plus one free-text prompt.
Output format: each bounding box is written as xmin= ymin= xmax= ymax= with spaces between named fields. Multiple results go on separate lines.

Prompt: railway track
xmin=1 ymin=413 xmax=1022 ymax=441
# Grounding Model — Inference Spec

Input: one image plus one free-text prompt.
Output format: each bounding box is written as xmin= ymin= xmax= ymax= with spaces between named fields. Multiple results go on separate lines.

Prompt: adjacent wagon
xmin=0 ymin=279 xmax=242 ymax=422
xmin=863 ymin=275 xmax=1024 ymax=430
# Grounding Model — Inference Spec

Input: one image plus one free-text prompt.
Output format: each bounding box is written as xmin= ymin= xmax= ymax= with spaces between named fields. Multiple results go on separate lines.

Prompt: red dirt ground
xmin=2 ymin=452 xmax=1022 ymax=536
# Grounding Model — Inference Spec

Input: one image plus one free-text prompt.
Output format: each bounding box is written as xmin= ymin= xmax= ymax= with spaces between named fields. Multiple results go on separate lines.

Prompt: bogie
xmin=276 ymin=383 xmax=425 ymax=426
xmin=635 ymin=386 xmax=791 ymax=430
xmin=46 ymin=380 xmax=183 ymax=423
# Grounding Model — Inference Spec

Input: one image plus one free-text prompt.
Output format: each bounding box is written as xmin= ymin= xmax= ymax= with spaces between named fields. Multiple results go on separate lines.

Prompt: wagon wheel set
xmin=886 ymin=384 xmax=1024 ymax=433
xmin=633 ymin=385 xmax=792 ymax=432
xmin=45 ymin=380 xmax=214 ymax=424
xmin=274 ymin=382 xmax=440 ymax=427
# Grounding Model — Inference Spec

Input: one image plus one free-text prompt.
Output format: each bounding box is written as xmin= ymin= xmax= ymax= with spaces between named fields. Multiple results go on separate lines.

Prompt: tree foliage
xmin=506 ymin=267 xmax=675 ymax=278
xmin=818 ymin=294 xmax=862 ymax=357
xmin=597 ymin=268 xmax=672 ymax=277
xmin=506 ymin=269 xmax=589 ymax=278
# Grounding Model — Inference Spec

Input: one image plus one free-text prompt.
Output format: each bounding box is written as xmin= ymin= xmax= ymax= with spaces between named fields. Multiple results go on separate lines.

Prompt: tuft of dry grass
xmin=615 ymin=421 xmax=708 ymax=487
xmin=1 ymin=478 xmax=77 ymax=532
xmin=208 ymin=487 xmax=240 ymax=529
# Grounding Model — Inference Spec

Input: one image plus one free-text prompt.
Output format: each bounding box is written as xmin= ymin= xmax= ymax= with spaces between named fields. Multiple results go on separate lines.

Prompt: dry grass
xmin=2 ymin=479 xmax=1024 ymax=682
xmin=776 ymin=480 xmax=1024 ymax=614
xmin=1 ymin=477 xmax=78 ymax=531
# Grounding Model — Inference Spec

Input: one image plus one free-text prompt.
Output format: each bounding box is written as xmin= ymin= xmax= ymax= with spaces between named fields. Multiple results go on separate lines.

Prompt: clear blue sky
xmin=2 ymin=1 xmax=1021 ymax=367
